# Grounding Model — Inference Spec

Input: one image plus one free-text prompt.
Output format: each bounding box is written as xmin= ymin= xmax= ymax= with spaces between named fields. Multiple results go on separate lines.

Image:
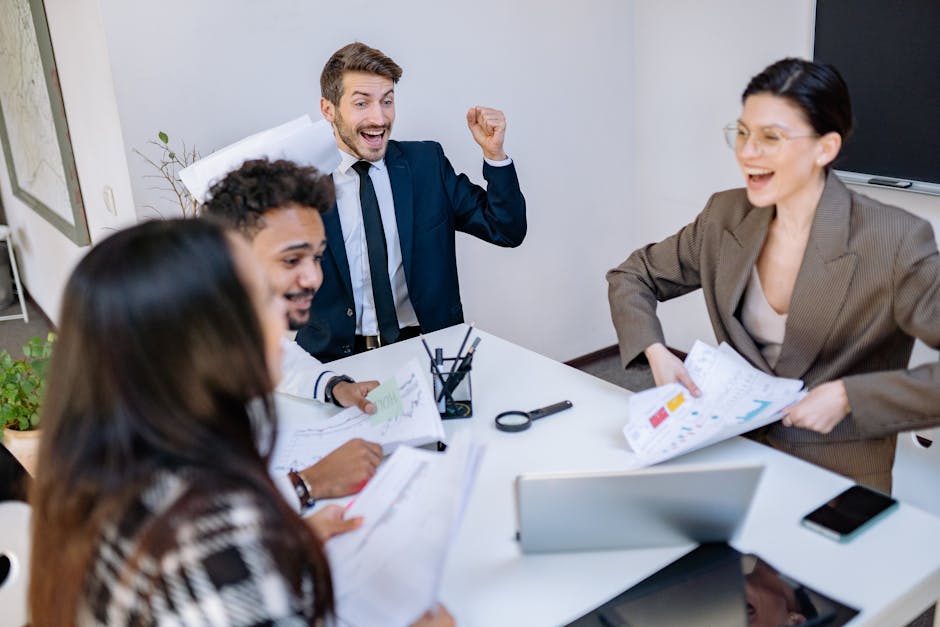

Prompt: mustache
xmin=284 ymin=288 xmax=316 ymax=302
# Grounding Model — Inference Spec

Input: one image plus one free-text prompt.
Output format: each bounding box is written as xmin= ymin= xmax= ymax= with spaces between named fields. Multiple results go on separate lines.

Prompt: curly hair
xmin=202 ymin=159 xmax=335 ymax=238
xmin=30 ymin=219 xmax=334 ymax=624
xmin=321 ymin=42 xmax=402 ymax=105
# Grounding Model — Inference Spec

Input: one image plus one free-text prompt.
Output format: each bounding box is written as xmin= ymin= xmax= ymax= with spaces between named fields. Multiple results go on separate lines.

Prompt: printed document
xmin=326 ymin=433 xmax=484 ymax=627
xmin=179 ymin=114 xmax=341 ymax=203
xmin=623 ymin=341 xmax=805 ymax=465
xmin=269 ymin=358 xmax=445 ymax=501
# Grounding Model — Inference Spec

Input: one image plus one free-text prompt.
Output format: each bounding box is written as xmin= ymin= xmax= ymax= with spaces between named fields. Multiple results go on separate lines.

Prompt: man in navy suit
xmin=295 ymin=42 xmax=527 ymax=361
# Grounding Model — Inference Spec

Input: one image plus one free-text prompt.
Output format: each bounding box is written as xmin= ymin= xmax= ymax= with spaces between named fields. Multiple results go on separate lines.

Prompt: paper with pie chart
xmin=623 ymin=341 xmax=805 ymax=465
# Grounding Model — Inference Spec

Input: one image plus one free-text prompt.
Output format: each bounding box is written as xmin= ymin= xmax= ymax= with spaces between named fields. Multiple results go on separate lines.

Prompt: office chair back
xmin=0 ymin=501 xmax=31 ymax=627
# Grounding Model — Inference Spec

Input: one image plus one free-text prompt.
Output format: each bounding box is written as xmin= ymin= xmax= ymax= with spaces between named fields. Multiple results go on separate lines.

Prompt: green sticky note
xmin=366 ymin=377 xmax=403 ymax=424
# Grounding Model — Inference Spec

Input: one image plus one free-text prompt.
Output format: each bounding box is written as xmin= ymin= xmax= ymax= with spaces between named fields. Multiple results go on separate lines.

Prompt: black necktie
xmin=352 ymin=161 xmax=399 ymax=344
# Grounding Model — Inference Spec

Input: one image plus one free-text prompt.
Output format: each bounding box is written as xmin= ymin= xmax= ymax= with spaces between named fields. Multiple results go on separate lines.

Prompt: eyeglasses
xmin=723 ymin=123 xmax=818 ymax=155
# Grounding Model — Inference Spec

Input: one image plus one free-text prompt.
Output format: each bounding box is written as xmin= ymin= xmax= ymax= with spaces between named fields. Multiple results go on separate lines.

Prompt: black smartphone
xmin=801 ymin=485 xmax=898 ymax=542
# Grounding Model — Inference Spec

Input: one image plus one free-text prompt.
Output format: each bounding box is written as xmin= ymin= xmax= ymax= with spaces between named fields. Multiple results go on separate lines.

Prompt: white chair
xmin=892 ymin=343 xmax=940 ymax=515
xmin=0 ymin=225 xmax=28 ymax=324
xmin=893 ymin=428 xmax=940 ymax=516
xmin=0 ymin=501 xmax=31 ymax=627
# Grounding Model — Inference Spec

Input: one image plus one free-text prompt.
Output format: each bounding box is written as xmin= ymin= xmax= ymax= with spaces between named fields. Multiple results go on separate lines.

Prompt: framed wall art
xmin=0 ymin=0 xmax=89 ymax=245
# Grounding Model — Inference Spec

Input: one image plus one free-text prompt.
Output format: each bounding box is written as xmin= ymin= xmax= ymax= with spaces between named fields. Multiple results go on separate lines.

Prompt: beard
xmin=287 ymin=311 xmax=308 ymax=331
xmin=285 ymin=288 xmax=316 ymax=330
xmin=334 ymin=108 xmax=391 ymax=161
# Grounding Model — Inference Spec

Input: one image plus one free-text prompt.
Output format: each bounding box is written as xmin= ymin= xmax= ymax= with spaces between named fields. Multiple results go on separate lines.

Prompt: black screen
xmin=566 ymin=544 xmax=859 ymax=627
xmin=814 ymin=1 xmax=940 ymax=186
xmin=804 ymin=485 xmax=897 ymax=536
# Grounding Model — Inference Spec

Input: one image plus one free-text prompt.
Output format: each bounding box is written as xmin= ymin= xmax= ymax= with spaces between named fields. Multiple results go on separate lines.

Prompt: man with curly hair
xmin=203 ymin=158 xmax=384 ymax=505
xmin=297 ymin=42 xmax=527 ymax=360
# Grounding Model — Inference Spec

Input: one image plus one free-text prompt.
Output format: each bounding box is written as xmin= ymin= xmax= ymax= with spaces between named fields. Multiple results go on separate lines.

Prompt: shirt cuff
xmin=312 ymin=370 xmax=336 ymax=403
xmin=483 ymin=156 xmax=512 ymax=167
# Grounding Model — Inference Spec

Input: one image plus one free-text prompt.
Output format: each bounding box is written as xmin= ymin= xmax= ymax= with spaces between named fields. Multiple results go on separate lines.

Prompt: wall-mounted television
xmin=814 ymin=0 xmax=940 ymax=196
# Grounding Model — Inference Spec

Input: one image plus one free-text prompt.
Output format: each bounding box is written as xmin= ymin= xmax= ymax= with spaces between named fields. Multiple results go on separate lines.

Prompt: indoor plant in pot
xmin=1 ymin=333 xmax=54 ymax=474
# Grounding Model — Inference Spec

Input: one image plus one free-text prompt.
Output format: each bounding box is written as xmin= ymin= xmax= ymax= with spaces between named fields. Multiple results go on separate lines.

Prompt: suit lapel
xmin=714 ymin=204 xmax=775 ymax=371
xmin=322 ymin=203 xmax=353 ymax=301
xmin=384 ymin=142 xmax=415 ymax=285
xmin=775 ymin=173 xmax=858 ymax=380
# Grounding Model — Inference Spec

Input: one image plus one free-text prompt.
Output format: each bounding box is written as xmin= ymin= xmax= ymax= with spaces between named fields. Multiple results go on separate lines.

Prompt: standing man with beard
xmin=203 ymin=158 xmax=384 ymax=504
xmin=296 ymin=42 xmax=527 ymax=361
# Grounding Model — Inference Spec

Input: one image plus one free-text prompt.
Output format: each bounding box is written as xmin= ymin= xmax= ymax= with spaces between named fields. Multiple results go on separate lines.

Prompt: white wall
xmin=632 ymin=0 xmax=940 ymax=366
xmin=98 ymin=0 xmax=634 ymax=361
xmin=0 ymin=0 xmax=137 ymax=324
xmin=8 ymin=1 xmax=936 ymax=361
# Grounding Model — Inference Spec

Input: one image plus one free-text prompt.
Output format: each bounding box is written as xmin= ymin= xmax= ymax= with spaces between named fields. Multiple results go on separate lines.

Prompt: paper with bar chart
xmin=623 ymin=341 xmax=805 ymax=465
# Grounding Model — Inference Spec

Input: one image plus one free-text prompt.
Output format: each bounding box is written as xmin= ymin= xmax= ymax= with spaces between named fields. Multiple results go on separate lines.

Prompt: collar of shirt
xmin=336 ymin=149 xmax=387 ymax=176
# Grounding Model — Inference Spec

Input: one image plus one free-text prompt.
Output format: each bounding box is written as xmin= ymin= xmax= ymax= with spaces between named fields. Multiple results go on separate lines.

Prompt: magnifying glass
xmin=495 ymin=400 xmax=573 ymax=433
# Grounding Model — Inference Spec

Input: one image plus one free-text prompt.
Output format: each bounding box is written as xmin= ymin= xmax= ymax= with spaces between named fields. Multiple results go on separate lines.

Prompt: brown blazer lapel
xmin=775 ymin=173 xmax=858 ymax=380
xmin=714 ymin=204 xmax=774 ymax=371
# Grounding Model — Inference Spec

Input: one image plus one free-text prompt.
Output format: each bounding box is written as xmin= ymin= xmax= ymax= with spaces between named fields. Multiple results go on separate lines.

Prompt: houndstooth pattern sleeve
xmin=80 ymin=474 xmax=319 ymax=626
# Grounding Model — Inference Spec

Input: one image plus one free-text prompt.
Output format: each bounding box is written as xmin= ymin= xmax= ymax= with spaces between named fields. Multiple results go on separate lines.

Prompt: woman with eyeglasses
xmin=28 ymin=219 xmax=453 ymax=626
xmin=608 ymin=58 xmax=940 ymax=492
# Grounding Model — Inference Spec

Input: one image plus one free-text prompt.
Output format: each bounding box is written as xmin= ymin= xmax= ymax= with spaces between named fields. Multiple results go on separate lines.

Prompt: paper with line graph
xmin=623 ymin=341 xmax=805 ymax=465
xmin=326 ymin=433 xmax=483 ymax=627
xmin=269 ymin=358 xmax=444 ymax=482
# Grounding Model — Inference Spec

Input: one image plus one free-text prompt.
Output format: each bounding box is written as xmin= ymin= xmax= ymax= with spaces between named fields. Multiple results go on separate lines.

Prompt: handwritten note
xmin=367 ymin=378 xmax=404 ymax=425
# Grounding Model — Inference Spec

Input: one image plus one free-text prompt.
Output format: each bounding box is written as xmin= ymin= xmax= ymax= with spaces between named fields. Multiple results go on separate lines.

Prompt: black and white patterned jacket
xmin=79 ymin=470 xmax=322 ymax=626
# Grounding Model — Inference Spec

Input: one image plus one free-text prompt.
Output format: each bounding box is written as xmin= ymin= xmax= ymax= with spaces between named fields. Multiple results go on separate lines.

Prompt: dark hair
xmin=743 ymin=57 xmax=853 ymax=140
xmin=202 ymin=158 xmax=335 ymax=238
xmin=321 ymin=42 xmax=403 ymax=105
xmin=28 ymin=219 xmax=332 ymax=624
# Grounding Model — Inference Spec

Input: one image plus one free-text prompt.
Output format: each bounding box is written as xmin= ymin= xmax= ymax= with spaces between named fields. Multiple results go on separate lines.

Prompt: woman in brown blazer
xmin=608 ymin=58 xmax=940 ymax=492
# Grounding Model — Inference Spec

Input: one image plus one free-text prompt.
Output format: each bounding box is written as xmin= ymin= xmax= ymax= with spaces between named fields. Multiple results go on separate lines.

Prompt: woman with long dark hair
xmin=609 ymin=58 xmax=940 ymax=492
xmin=28 ymin=219 xmax=452 ymax=626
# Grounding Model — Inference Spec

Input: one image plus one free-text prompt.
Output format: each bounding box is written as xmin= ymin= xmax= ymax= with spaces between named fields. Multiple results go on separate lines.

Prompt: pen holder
xmin=430 ymin=357 xmax=473 ymax=419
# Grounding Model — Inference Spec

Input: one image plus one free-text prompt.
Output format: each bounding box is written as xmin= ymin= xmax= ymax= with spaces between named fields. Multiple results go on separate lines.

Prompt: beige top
xmin=740 ymin=266 xmax=787 ymax=369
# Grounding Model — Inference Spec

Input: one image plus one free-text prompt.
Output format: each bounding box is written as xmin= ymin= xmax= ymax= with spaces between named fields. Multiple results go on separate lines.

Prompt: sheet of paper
xmin=366 ymin=377 xmax=404 ymax=424
xmin=326 ymin=433 xmax=484 ymax=627
xmin=178 ymin=114 xmax=341 ymax=203
xmin=624 ymin=341 xmax=805 ymax=466
xmin=268 ymin=358 xmax=444 ymax=502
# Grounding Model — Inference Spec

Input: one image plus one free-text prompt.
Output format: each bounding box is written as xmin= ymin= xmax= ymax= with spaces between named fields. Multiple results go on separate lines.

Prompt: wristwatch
xmin=324 ymin=374 xmax=355 ymax=407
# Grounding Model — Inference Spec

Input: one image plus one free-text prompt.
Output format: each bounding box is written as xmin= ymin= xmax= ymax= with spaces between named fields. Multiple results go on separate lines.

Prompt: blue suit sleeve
xmin=434 ymin=143 xmax=527 ymax=247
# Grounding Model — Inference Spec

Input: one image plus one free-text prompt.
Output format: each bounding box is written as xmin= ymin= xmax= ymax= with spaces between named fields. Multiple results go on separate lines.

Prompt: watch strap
xmin=324 ymin=374 xmax=355 ymax=407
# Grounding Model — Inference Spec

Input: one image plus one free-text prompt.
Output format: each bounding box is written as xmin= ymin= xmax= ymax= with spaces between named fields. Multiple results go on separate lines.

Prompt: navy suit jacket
xmin=296 ymin=140 xmax=527 ymax=361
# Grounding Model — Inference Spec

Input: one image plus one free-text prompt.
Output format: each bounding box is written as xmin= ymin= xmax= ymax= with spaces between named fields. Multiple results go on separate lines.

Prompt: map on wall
xmin=0 ymin=0 xmax=89 ymax=245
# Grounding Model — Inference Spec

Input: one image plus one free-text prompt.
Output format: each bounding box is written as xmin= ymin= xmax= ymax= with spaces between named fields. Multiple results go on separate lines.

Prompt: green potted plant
xmin=1 ymin=333 xmax=54 ymax=474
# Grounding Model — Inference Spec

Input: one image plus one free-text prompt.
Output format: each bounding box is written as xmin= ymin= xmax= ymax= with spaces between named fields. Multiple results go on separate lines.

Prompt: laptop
xmin=566 ymin=544 xmax=858 ymax=627
xmin=514 ymin=462 xmax=764 ymax=553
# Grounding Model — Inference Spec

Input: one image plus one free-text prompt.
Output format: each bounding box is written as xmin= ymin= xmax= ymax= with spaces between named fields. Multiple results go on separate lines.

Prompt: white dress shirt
xmin=277 ymin=336 xmax=335 ymax=401
xmin=333 ymin=149 xmax=512 ymax=336
xmin=334 ymin=150 xmax=418 ymax=336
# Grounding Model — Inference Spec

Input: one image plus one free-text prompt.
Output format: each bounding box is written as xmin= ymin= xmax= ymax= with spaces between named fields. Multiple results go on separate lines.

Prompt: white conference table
xmin=324 ymin=324 xmax=940 ymax=626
